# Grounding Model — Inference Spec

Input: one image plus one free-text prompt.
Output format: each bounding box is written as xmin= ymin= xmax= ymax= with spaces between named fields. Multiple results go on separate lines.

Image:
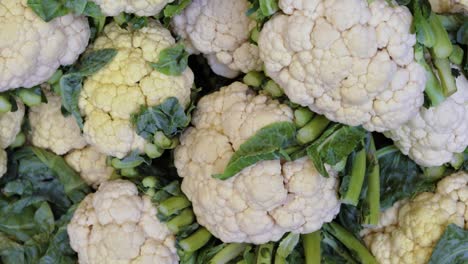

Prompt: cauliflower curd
xmin=174 ymin=82 xmax=341 ymax=244
xmin=258 ymin=0 xmax=426 ymax=132
xmin=0 ymin=99 xmax=25 ymax=178
xmin=79 ymin=21 xmax=194 ymax=159
xmin=90 ymin=0 xmax=175 ymax=16
xmin=0 ymin=0 xmax=90 ymax=91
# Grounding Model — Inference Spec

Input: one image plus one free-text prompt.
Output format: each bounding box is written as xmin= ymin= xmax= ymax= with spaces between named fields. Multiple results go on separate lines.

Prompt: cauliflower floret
xmin=90 ymin=0 xmax=174 ymax=16
xmin=67 ymin=180 xmax=178 ymax=264
xmin=65 ymin=146 xmax=115 ymax=188
xmin=0 ymin=0 xmax=90 ymax=91
xmin=429 ymin=0 xmax=468 ymax=13
xmin=0 ymin=149 xmax=6 ymax=178
xmin=174 ymin=82 xmax=341 ymax=244
xmin=80 ymin=21 xmax=194 ymax=159
xmin=173 ymin=0 xmax=262 ymax=78
xmin=258 ymin=0 xmax=426 ymax=132
xmin=363 ymin=172 xmax=468 ymax=264
xmin=0 ymin=99 xmax=24 ymax=149
xmin=29 ymin=91 xmax=87 ymax=155
xmin=385 ymin=70 xmax=468 ymax=167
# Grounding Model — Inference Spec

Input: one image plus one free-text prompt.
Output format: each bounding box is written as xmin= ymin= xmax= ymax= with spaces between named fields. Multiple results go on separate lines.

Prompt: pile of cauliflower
xmin=0 ymin=0 xmax=467 ymax=263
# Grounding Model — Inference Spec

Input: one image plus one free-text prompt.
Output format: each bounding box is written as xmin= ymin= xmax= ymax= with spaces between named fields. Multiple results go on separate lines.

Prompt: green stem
xmin=256 ymin=243 xmax=274 ymax=264
xmin=142 ymin=176 xmax=158 ymax=188
xmin=324 ymin=223 xmax=377 ymax=264
xmin=303 ymin=232 xmax=321 ymax=264
xmin=144 ymin=143 xmax=164 ymax=159
xmin=209 ymin=243 xmax=248 ymax=264
xmin=250 ymin=27 xmax=260 ymax=43
xmin=450 ymin=153 xmax=464 ymax=170
xmin=414 ymin=44 xmax=445 ymax=106
xmin=9 ymin=132 xmax=26 ymax=149
xmin=275 ymin=233 xmax=300 ymax=264
xmin=296 ymin=115 xmax=331 ymax=145
xmin=167 ymin=208 xmax=195 ymax=234
xmin=17 ymin=89 xmax=42 ymax=107
xmin=341 ymin=149 xmax=367 ymax=206
xmin=449 ymin=45 xmax=464 ymax=65
xmin=263 ymin=80 xmax=284 ymax=98
xmin=423 ymin=166 xmax=446 ymax=179
xmin=120 ymin=167 xmax=138 ymax=177
xmin=433 ymin=56 xmax=458 ymax=97
xmin=429 ymin=14 xmax=453 ymax=59
xmin=243 ymin=71 xmax=265 ymax=88
xmin=47 ymin=70 xmax=63 ymax=85
xmin=158 ymin=196 xmax=191 ymax=217
xmin=178 ymin=227 xmax=212 ymax=252
xmin=294 ymin=108 xmax=315 ymax=128
xmin=154 ymin=131 xmax=173 ymax=149
xmin=0 ymin=95 xmax=12 ymax=114
xmin=376 ymin=145 xmax=399 ymax=159
xmin=363 ymin=137 xmax=380 ymax=227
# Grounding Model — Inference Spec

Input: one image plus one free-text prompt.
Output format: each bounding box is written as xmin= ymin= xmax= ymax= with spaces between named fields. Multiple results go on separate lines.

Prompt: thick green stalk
xmin=9 ymin=132 xmax=26 ymax=149
xmin=17 ymin=89 xmax=42 ymax=107
xmin=158 ymin=196 xmax=191 ymax=217
xmin=324 ymin=223 xmax=377 ymax=264
xmin=167 ymin=208 xmax=195 ymax=234
xmin=296 ymin=115 xmax=330 ymax=145
xmin=275 ymin=233 xmax=300 ymax=264
xmin=429 ymin=14 xmax=453 ymax=59
xmin=303 ymin=232 xmax=321 ymax=264
xmin=47 ymin=70 xmax=63 ymax=85
xmin=414 ymin=44 xmax=445 ymax=106
xmin=263 ymin=80 xmax=284 ymax=98
xmin=250 ymin=27 xmax=260 ymax=43
xmin=0 ymin=95 xmax=12 ymax=114
xmin=294 ymin=108 xmax=315 ymax=128
xmin=363 ymin=137 xmax=380 ymax=226
xmin=243 ymin=71 xmax=265 ymax=88
xmin=178 ymin=228 xmax=212 ymax=252
xmin=449 ymin=45 xmax=464 ymax=65
xmin=341 ymin=149 xmax=367 ymax=206
xmin=120 ymin=168 xmax=138 ymax=177
xmin=256 ymin=243 xmax=274 ymax=264
xmin=209 ymin=243 xmax=248 ymax=264
xmin=154 ymin=131 xmax=173 ymax=149
xmin=144 ymin=143 xmax=164 ymax=159
xmin=433 ymin=56 xmax=458 ymax=97
xmin=423 ymin=166 xmax=446 ymax=179
xmin=142 ymin=176 xmax=158 ymax=188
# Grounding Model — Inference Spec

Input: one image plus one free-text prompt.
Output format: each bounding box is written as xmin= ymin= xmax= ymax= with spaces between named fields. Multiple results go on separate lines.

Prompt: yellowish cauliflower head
xmin=80 ymin=21 xmax=194 ymax=159
xmin=429 ymin=0 xmax=468 ymax=13
xmin=0 ymin=99 xmax=24 ymax=149
xmin=385 ymin=72 xmax=468 ymax=167
xmin=0 ymin=0 xmax=90 ymax=91
xmin=90 ymin=0 xmax=175 ymax=16
xmin=173 ymin=0 xmax=262 ymax=78
xmin=67 ymin=180 xmax=178 ymax=264
xmin=363 ymin=172 xmax=468 ymax=264
xmin=174 ymin=82 xmax=341 ymax=244
xmin=65 ymin=146 xmax=115 ymax=188
xmin=0 ymin=149 xmax=6 ymax=178
xmin=29 ymin=91 xmax=87 ymax=155
xmin=258 ymin=0 xmax=426 ymax=132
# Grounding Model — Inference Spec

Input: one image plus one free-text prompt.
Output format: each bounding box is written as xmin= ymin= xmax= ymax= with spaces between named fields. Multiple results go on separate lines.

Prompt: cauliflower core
xmin=90 ymin=0 xmax=174 ymax=16
xmin=363 ymin=172 xmax=468 ymax=264
xmin=0 ymin=0 xmax=90 ymax=91
xmin=258 ymin=0 xmax=426 ymax=132
xmin=174 ymin=82 xmax=340 ymax=244
xmin=386 ymin=71 xmax=468 ymax=167
xmin=0 ymin=99 xmax=24 ymax=149
xmin=29 ymin=91 xmax=87 ymax=155
xmin=429 ymin=0 xmax=468 ymax=13
xmin=173 ymin=0 xmax=262 ymax=78
xmin=79 ymin=21 xmax=194 ymax=159
xmin=67 ymin=180 xmax=178 ymax=264
xmin=65 ymin=146 xmax=114 ymax=188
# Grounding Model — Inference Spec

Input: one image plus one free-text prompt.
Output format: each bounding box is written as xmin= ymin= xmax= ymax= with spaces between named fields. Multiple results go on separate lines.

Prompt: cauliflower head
xmin=385 ymin=70 xmax=468 ymax=167
xmin=79 ymin=21 xmax=194 ymax=159
xmin=429 ymin=0 xmax=468 ymax=13
xmin=173 ymin=0 xmax=262 ymax=78
xmin=363 ymin=172 xmax=468 ymax=264
xmin=29 ymin=91 xmax=87 ymax=155
xmin=0 ymin=0 xmax=90 ymax=91
xmin=67 ymin=180 xmax=178 ymax=264
xmin=0 ymin=149 xmax=6 ymax=178
xmin=65 ymin=146 xmax=115 ymax=188
xmin=0 ymin=99 xmax=24 ymax=149
xmin=90 ymin=0 xmax=174 ymax=16
xmin=258 ymin=0 xmax=426 ymax=132
xmin=174 ymin=82 xmax=341 ymax=244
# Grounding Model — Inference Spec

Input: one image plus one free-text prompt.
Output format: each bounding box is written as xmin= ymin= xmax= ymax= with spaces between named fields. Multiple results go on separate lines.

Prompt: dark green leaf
xmin=151 ymin=44 xmax=190 ymax=76
xmin=163 ymin=0 xmax=192 ymax=17
xmin=71 ymin=49 xmax=118 ymax=77
xmin=214 ymin=122 xmax=297 ymax=180
xmin=429 ymin=224 xmax=468 ymax=264
xmin=457 ymin=22 xmax=468 ymax=45
xmin=34 ymin=203 xmax=55 ymax=234
xmin=27 ymin=0 xmax=69 ymax=22
xmin=64 ymin=0 xmax=87 ymax=14
xmin=116 ymin=150 xmax=151 ymax=169
xmin=59 ymin=74 xmax=83 ymax=129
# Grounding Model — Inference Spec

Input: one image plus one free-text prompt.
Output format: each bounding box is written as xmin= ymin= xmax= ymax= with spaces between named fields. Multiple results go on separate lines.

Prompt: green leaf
xmin=59 ymin=74 xmax=84 ymax=129
xmin=214 ymin=122 xmax=297 ymax=180
xmin=27 ymin=0 xmax=69 ymax=22
xmin=151 ymin=44 xmax=190 ymax=76
xmin=64 ymin=0 xmax=87 ymax=14
xmin=259 ymin=0 xmax=278 ymax=16
xmin=163 ymin=0 xmax=192 ymax=18
xmin=307 ymin=125 xmax=366 ymax=177
xmin=132 ymin=97 xmax=190 ymax=139
xmin=34 ymin=203 xmax=55 ymax=234
xmin=71 ymin=49 xmax=118 ymax=77
xmin=429 ymin=224 xmax=468 ymax=264
xmin=276 ymin=233 xmax=300 ymax=259
xmin=113 ymin=150 xmax=151 ymax=169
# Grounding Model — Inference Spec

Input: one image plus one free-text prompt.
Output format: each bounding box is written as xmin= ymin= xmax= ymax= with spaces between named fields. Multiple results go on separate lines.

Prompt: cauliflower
xmin=29 ymin=91 xmax=87 ymax=155
xmin=258 ymin=0 xmax=426 ymax=132
xmin=65 ymin=146 xmax=115 ymax=188
xmin=67 ymin=180 xmax=178 ymax=264
xmin=0 ymin=150 xmax=6 ymax=178
xmin=0 ymin=99 xmax=24 ymax=149
xmin=0 ymin=0 xmax=90 ymax=91
xmin=385 ymin=71 xmax=468 ymax=167
xmin=90 ymin=0 xmax=174 ymax=16
xmin=79 ymin=21 xmax=194 ymax=159
xmin=429 ymin=0 xmax=468 ymax=13
xmin=363 ymin=171 xmax=468 ymax=264
xmin=174 ymin=82 xmax=340 ymax=244
xmin=173 ymin=0 xmax=262 ymax=78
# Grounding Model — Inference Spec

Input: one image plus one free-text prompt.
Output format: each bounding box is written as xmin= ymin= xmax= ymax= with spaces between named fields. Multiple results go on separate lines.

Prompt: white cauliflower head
xmin=79 ymin=21 xmax=194 ymax=159
xmin=0 ymin=149 xmax=6 ymax=178
xmin=90 ymin=0 xmax=175 ymax=16
xmin=65 ymin=146 xmax=115 ymax=188
xmin=429 ymin=0 xmax=468 ymax=13
xmin=0 ymin=99 xmax=24 ymax=149
xmin=0 ymin=0 xmax=90 ymax=91
xmin=173 ymin=0 xmax=263 ymax=78
xmin=67 ymin=180 xmax=178 ymax=264
xmin=385 ymin=71 xmax=468 ymax=167
xmin=258 ymin=0 xmax=426 ymax=132
xmin=29 ymin=91 xmax=87 ymax=155
xmin=363 ymin=171 xmax=468 ymax=264
xmin=174 ymin=82 xmax=341 ymax=244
